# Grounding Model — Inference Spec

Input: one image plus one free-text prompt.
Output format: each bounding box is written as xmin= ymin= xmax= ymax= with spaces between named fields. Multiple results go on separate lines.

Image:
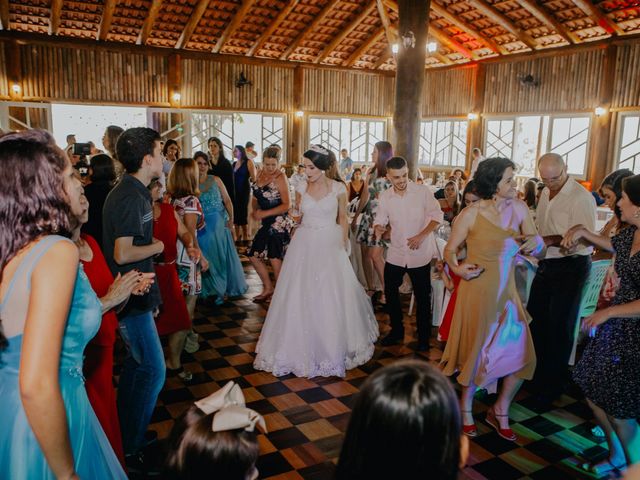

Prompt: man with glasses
xmin=527 ymin=153 xmax=596 ymax=405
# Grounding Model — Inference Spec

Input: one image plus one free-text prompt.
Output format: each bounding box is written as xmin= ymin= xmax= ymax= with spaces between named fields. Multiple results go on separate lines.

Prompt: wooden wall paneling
xmin=483 ymin=49 xmax=604 ymax=114
xmin=422 ymin=67 xmax=475 ymax=116
xmin=5 ymin=40 xmax=22 ymax=100
xmin=466 ymin=64 xmax=485 ymax=172
xmin=588 ymin=45 xmax=617 ymax=188
xmin=612 ymin=43 xmax=640 ymax=109
xmin=301 ymin=68 xmax=394 ymax=117
xmin=181 ymin=58 xmax=294 ymax=111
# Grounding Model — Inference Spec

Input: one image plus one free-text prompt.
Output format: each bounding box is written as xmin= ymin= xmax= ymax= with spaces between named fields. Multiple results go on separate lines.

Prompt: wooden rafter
xmin=246 ymin=0 xmax=298 ymax=57
xmin=1 ymin=0 xmax=10 ymax=31
xmin=344 ymin=27 xmax=386 ymax=67
xmin=137 ymin=0 xmax=163 ymax=45
xmin=432 ymin=51 xmax=453 ymax=65
xmin=373 ymin=50 xmax=393 ymax=69
xmin=387 ymin=1 xmax=474 ymax=59
xmin=571 ymin=0 xmax=623 ymax=36
xmin=97 ymin=0 xmax=117 ymax=41
xmin=428 ymin=24 xmax=475 ymax=59
xmin=517 ymin=0 xmax=578 ymax=44
xmin=315 ymin=2 xmax=378 ymax=64
xmin=430 ymin=2 xmax=502 ymax=54
xmin=174 ymin=0 xmax=210 ymax=50
xmin=279 ymin=0 xmax=341 ymax=60
xmin=49 ymin=0 xmax=63 ymax=35
xmin=376 ymin=0 xmax=396 ymax=48
xmin=212 ymin=0 xmax=256 ymax=54
xmin=466 ymin=0 xmax=538 ymax=50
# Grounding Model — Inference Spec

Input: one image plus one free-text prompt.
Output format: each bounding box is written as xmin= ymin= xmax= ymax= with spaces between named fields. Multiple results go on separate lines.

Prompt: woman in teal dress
xmin=0 ymin=130 xmax=126 ymax=479
xmin=195 ymin=152 xmax=248 ymax=303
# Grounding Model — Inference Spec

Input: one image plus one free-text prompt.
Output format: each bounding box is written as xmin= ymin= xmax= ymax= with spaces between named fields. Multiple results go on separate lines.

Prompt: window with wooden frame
xmin=615 ymin=112 xmax=640 ymax=174
xmin=484 ymin=114 xmax=591 ymax=178
xmin=418 ymin=119 xmax=468 ymax=168
xmin=308 ymin=116 xmax=386 ymax=163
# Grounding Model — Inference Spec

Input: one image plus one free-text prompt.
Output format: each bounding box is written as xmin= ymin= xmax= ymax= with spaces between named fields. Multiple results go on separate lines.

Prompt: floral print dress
xmin=248 ymin=181 xmax=294 ymax=260
xmin=171 ymin=195 xmax=205 ymax=296
xmin=355 ymin=173 xmax=391 ymax=247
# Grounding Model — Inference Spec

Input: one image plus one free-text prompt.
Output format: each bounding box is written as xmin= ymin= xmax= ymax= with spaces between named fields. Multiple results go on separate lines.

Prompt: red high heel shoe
xmin=461 ymin=410 xmax=477 ymax=437
xmin=485 ymin=407 xmax=517 ymax=441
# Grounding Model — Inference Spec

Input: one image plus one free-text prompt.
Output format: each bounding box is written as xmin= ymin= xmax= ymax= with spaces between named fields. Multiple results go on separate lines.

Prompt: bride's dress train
xmin=253 ymin=181 xmax=379 ymax=378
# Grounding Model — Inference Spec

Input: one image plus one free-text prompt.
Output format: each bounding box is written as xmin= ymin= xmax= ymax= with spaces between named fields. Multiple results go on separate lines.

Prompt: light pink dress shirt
xmin=374 ymin=182 xmax=443 ymax=268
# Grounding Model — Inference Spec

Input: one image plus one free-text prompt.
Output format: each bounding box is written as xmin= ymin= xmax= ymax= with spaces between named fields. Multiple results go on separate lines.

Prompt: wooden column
xmin=290 ymin=65 xmax=304 ymax=172
xmin=588 ymin=44 xmax=617 ymax=188
xmin=466 ymin=63 xmax=485 ymax=173
xmin=392 ymin=0 xmax=430 ymax=180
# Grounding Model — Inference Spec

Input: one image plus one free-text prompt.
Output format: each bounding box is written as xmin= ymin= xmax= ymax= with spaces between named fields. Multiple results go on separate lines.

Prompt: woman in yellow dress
xmin=441 ymin=157 xmax=543 ymax=442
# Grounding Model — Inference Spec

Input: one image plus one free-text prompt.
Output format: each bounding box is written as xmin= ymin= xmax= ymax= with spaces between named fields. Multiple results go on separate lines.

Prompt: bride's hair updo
xmin=303 ymin=144 xmax=332 ymax=170
xmin=304 ymin=145 xmax=344 ymax=183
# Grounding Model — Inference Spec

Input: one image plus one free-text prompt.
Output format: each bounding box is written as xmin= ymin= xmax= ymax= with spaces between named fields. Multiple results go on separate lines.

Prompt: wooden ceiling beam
xmin=280 ymin=0 xmax=340 ymax=60
xmin=137 ymin=0 xmax=163 ymax=45
xmin=428 ymin=24 xmax=476 ymax=59
xmin=373 ymin=50 xmax=393 ymax=69
xmin=246 ymin=0 xmax=298 ymax=57
xmin=344 ymin=27 xmax=386 ymax=67
xmin=432 ymin=51 xmax=453 ymax=65
xmin=49 ymin=0 xmax=63 ymax=35
xmin=97 ymin=0 xmax=117 ymax=41
xmin=0 ymin=0 xmax=9 ymax=31
xmin=430 ymin=2 xmax=502 ymax=54
xmin=571 ymin=0 xmax=624 ymax=36
xmin=376 ymin=0 xmax=396 ymax=48
xmin=466 ymin=0 xmax=538 ymax=50
xmin=517 ymin=0 xmax=579 ymax=44
xmin=212 ymin=0 xmax=256 ymax=53
xmin=314 ymin=2 xmax=377 ymax=64
xmin=174 ymin=0 xmax=210 ymax=50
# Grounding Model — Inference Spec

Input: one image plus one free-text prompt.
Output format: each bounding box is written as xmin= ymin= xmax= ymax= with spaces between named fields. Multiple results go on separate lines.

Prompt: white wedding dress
xmin=253 ymin=180 xmax=379 ymax=378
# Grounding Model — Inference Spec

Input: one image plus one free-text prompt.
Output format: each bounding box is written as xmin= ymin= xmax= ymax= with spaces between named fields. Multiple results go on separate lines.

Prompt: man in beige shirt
xmin=527 ymin=153 xmax=596 ymax=403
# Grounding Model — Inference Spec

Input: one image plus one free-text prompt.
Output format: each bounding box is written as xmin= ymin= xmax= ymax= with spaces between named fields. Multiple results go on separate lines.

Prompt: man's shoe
xmin=380 ymin=335 xmax=403 ymax=346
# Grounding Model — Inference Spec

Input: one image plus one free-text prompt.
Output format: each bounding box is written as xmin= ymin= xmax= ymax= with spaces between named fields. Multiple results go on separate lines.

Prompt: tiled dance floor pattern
xmin=146 ymin=258 xmax=611 ymax=480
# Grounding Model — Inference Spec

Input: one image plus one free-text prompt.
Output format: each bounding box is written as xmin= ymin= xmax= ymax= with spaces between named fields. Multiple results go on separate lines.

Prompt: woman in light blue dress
xmin=0 ymin=130 xmax=126 ymax=479
xmin=195 ymin=152 xmax=248 ymax=303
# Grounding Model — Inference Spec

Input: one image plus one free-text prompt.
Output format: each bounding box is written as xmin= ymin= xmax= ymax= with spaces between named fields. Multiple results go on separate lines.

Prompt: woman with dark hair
xmin=599 ymin=168 xmax=634 ymax=237
xmin=102 ymin=125 xmax=124 ymax=180
xmin=194 ymin=151 xmax=247 ymax=304
xmin=336 ymin=360 xmax=467 ymax=480
xmin=82 ymin=153 xmax=116 ymax=248
xmin=439 ymin=180 xmax=461 ymax=223
xmin=441 ymin=157 xmax=543 ymax=442
xmin=352 ymin=141 xmax=394 ymax=302
xmin=348 ymin=167 xmax=365 ymax=202
xmin=253 ymin=145 xmax=378 ymax=378
xmin=458 ymin=180 xmax=480 ymax=217
xmin=0 ymin=130 xmax=126 ymax=478
xmin=207 ymin=137 xmax=235 ymax=205
xmin=232 ymin=145 xmax=257 ymax=243
xmin=248 ymin=147 xmax=293 ymax=302
xmin=522 ymin=179 xmax=538 ymax=210
xmin=561 ymin=175 xmax=640 ymax=472
xmin=162 ymin=139 xmax=180 ymax=175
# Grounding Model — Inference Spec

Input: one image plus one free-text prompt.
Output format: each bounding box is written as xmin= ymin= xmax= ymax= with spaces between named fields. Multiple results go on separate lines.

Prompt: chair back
xmin=578 ymin=259 xmax=612 ymax=318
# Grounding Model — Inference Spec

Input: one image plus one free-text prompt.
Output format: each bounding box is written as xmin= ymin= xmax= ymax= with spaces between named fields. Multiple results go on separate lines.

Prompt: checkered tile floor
xmin=142 ymin=256 xmax=614 ymax=480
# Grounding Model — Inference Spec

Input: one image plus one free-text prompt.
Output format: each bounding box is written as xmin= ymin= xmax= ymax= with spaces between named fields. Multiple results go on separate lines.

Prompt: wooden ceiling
xmin=2 ymin=0 xmax=639 ymax=70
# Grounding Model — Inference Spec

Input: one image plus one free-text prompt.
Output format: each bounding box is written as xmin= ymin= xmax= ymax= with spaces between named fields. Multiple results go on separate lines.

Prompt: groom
xmin=374 ymin=157 xmax=443 ymax=351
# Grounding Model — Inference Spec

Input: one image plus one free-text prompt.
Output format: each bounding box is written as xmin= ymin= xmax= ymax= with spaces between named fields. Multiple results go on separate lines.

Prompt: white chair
xmin=568 ymin=259 xmax=612 ymax=365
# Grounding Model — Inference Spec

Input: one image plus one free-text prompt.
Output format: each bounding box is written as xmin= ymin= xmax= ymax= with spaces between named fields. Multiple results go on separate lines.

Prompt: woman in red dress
xmin=71 ymin=196 xmax=149 ymax=466
xmin=150 ymin=179 xmax=199 ymax=382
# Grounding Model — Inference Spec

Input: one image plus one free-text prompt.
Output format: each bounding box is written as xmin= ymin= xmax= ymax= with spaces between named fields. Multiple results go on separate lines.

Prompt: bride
xmin=253 ymin=145 xmax=379 ymax=378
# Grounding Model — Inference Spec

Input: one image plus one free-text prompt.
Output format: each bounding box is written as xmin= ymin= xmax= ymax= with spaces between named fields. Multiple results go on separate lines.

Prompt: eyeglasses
xmin=541 ymin=170 xmax=565 ymax=183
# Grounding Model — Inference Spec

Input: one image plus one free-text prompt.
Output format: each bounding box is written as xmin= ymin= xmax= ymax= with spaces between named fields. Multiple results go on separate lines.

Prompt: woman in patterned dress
xmin=168 ymin=158 xmax=209 ymax=354
xmin=351 ymin=141 xmax=393 ymax=303
xmin=248 ymin=147 xmax=293 ymax=302
xmin=562 ymin=174 xmax=640 ymax=473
